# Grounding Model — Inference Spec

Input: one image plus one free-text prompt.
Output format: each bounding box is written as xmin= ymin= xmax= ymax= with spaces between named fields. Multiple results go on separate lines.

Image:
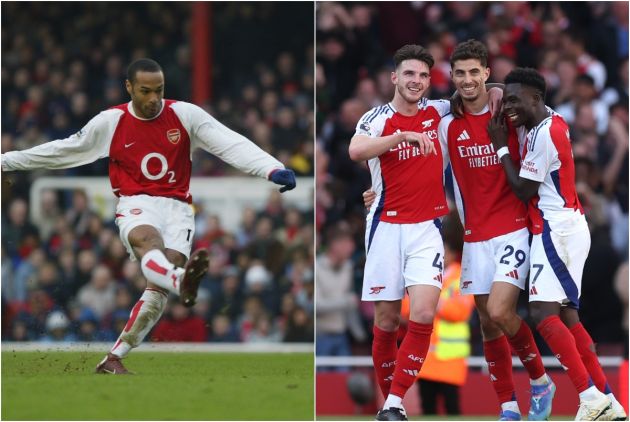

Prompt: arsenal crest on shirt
xmin=166 ymin=129 xmax=181 ymax=144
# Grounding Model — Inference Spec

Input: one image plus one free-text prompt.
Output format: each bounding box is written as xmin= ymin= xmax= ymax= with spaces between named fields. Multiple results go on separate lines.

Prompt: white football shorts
xmin=115 ymin=194 xmax=195 ymax=261
xmin=528 ymin=223 xmax=590 ymax=308
xmin=460 ymin=227 xmax=530 ymax=295
xmin=362 ymin=219 xmax=444 ymax=301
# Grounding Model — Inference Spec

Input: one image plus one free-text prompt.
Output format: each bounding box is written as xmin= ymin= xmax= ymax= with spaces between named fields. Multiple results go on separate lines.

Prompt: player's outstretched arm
xmin=487 ymin=112 xmax=539 ymax=203
xmin=1 ymin=111 xmax=116 ymax=172
xmin=175 ymin=102 xmax=291 ymax=184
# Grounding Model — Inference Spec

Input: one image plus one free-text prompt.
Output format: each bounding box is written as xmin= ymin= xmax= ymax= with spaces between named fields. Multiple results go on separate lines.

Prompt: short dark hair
xmin=126 ymin=58 xmax=163 ymax=83
xmin=505 ymin=67 xmax=547 ymax=97
xmin=450 ymin=39 xmax=488 ymax=67
xmin=393 ymin=44 xmax=434 ymax=69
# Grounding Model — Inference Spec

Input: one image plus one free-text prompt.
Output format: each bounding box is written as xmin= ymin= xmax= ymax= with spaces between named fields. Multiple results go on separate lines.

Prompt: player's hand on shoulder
xmin=487 ymin=87 xmax=504 ymax=117
xmin=362 ymin=189 xmax=376 ymax=209
xmin=269 ymin=168 xmax=296 ymax=193
xmin=400 ymin=131 xmax=437 ymax=156
xmin=487 ymin=110 xmax=508 ymax=149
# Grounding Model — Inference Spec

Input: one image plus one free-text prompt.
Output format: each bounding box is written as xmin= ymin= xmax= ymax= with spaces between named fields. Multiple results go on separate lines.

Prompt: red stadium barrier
xmin=316 ymin=368 xmax=621 ymax=417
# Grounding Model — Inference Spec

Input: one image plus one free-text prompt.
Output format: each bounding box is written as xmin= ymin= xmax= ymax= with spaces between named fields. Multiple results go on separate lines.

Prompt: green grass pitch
xmin=2 ymin=351 xmax=313 ymax=420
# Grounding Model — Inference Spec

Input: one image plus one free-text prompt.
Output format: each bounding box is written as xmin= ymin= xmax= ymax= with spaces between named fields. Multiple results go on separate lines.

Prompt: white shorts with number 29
xmin=460 ymin=227 xmax=530 ymax=295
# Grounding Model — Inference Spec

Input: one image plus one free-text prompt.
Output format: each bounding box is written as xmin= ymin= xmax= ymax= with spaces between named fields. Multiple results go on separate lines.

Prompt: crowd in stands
xmin=1 ymin=3 xmax=314 ymax=343
xmin=316 ymin=1 xmax=628 ymax=357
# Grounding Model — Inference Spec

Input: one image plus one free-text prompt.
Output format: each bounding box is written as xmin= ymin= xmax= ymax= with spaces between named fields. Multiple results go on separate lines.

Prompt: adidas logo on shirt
xmin=457 ymin=130 xmax=471 ymax=141
xmin=403 ymin=369 xmax=419 ymax=376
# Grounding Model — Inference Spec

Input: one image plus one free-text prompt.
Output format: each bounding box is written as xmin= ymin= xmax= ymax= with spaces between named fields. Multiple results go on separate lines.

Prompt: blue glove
xmin=269 ymin=169 xmax=296 ymax=193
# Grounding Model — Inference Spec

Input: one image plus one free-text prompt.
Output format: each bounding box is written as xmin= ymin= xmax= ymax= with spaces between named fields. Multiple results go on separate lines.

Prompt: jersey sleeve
xmin=1 ymin=110 xmax=120 ymax=171
xmin=354 ymin=106 xmax=388 ymax=138
xmin=425 ymin=99 xmax=451 ymax=117
xmin=172 ymin=102 xmax=284 ymax=179
xmin=519 ymin=126 xmax=554 ymax=183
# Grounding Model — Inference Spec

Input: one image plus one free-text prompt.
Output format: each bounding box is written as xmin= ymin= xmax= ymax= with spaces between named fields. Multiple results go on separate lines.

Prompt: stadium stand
xmin=1 ymin=3 xmax=314 ymax=345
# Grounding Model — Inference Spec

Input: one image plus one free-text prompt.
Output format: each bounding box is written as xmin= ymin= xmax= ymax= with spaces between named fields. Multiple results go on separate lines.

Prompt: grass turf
xmin=2 ymin=351 xmax=313 ymax=420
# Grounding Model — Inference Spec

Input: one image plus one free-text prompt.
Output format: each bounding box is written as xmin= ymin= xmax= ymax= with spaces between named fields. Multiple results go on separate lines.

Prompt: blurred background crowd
xmin=316 ymin=1 xmax=628 ymax=360
xmin=1 ymin=2 xmax=314 ymax=344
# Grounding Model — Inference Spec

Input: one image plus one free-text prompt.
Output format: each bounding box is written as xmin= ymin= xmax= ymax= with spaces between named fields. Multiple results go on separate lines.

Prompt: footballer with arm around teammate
xmin=349 ymin=44 xmax=451 ymax=422
xmin=488 ymin=67 xmax=626 ymax=421
xmin=1 ymin=58 xmax=296 ymax=375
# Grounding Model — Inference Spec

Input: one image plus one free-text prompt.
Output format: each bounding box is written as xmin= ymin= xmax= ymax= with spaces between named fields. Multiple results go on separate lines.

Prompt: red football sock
xmin=484 ymin=335 xmax=517 ymax=404
xmin=389 ymin=321 xmax=433 ymax=398
xmin=570 ymin=322 xmax=612 ymax=394
xmin=508 ymin=319 xmax=546 ymax=380
xmin=389 ymin=321 xmax=432 ymax=399
xmin=537 ymin=315 xmax=591 ymax=393
xmin=372 ymin=325 xmax=399 ymax=397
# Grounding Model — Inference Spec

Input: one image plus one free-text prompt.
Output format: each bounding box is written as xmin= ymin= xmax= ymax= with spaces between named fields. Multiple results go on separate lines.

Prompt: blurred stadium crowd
xmin=1 ymin=3 xmax=314 ymax=343
xmin=316 ymin=1 xmax=628 ymax=358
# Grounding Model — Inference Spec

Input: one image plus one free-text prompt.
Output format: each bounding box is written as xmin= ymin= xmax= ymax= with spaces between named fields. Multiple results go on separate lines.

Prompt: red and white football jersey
xmin=439 ymin=106 xmax=528 ymax=242
xmin=517 ymin=113 xmax=585 ymax=235
xmin=1 ymin=100 xmax=283 ymax=202
xmin=355 ymin=98 xmax=450 ymax=224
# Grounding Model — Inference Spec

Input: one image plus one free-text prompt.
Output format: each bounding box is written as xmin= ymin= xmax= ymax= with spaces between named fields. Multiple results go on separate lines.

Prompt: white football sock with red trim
xmin=140 ymin=249 xmax=185 ymax=295
xmin=110 ymin=288 xmax=168 ymax=358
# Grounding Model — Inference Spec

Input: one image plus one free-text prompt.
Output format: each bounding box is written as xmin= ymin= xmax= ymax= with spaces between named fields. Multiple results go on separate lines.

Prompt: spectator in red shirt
xmin=151 ymin=301 xmax=208 ymax=342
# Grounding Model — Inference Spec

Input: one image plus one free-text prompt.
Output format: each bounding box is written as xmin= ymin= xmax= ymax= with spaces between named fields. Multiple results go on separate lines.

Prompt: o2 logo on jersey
xmin=140 ymin=152 xmax=176 ymax=183
xmin=167 ymin=129 xmax=181 ymax=144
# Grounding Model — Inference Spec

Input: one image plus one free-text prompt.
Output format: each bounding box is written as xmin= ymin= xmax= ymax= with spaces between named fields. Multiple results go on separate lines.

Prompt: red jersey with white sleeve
xmin=517 ymin=113 xmax=585 ymax=235
xmin=439 ymin=106 xmax=527 ymax=242
xmin=355 ymin=98 xmax=450 ymax=224
xmin=1 ymin=100 xmax=284 ymax=203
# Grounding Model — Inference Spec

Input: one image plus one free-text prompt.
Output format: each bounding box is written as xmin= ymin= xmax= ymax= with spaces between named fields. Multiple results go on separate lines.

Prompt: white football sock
xmin=579 ymin=385 xmax=606 ymax=402
xmin=501 ymin=401 xmax=520 ymax=414
xmin=383 ymin=394 xmax=403 ymax=410
xmin=110 ymin=288 xmax=168 ymax=358
xmin=530 ymin=373 xmax=550 ymax=386
xmin=140 ymin=249 xmax=185 ymax=295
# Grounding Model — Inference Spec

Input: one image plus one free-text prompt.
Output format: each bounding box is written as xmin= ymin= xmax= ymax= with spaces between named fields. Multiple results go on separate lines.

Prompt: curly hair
xmin=505 ymin=67 xmax=547 ymax=97
xmin=393 ymin=44 xmax=434 ymax=69
xmin=450 ymin=39 xmax=488 ymax=67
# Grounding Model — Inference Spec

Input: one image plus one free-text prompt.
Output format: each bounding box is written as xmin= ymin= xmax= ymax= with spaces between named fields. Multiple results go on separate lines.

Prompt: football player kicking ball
xmin=488 ymin=67 xmax=626 ymax=421
xmin=1 ymin=58 xmax=296 ymax=374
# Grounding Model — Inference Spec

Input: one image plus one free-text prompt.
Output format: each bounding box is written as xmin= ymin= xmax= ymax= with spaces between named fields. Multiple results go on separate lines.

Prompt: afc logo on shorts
xmin=369 ymin=286 xmax=386 ymax=294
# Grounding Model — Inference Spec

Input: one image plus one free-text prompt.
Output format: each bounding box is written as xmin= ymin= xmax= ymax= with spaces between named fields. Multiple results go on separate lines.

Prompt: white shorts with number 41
xmin=362 ymin=219 xmax=444 ymax=301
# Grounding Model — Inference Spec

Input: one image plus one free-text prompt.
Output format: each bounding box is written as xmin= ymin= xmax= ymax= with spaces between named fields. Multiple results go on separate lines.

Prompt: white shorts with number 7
xmin=528 ymin=224 xmax=590 ymax=309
